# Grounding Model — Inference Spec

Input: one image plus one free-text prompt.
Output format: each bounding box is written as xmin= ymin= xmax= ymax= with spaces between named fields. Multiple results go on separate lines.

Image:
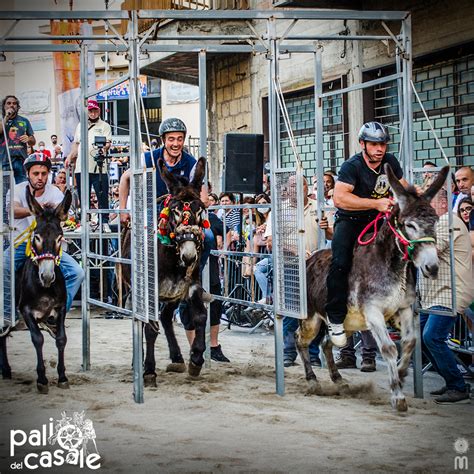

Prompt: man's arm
xmin=13 ymin=200 xmax=31 ymax=219
xmin=65 ymin=142 xmax=79 ymax=168
xmin=333 ymin=181 xmax=393 ymax=213
xmin=119 ymin=168 xmax=131 ymax=224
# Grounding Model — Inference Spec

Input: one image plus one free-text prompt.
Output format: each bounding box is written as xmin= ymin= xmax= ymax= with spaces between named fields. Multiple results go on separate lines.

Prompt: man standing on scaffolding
xmin=325 ymin=122 xmax=408 ymax=347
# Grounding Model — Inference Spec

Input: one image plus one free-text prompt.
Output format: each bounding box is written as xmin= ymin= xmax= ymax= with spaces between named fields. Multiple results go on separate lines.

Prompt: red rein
xmin=357 ymin=211 xmax=412 ymax=260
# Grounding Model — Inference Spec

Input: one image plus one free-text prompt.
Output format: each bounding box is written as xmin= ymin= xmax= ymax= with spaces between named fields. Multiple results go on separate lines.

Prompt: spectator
xmin=218 ymin=192 xmax=241 ymax=236
xmin=421 ymin=160 xmax=437 ymax=191
xmin=49 ymin=134 xmax=60 ymax=155
xmin=65 ymin=99 xmax=112 ymax=225
xmin=335 ymin=331 xmax=378 ymax=372
xmin=323 ymin=172 xmax=335 ymax=201
xmin=457 ymin=197 xmax=473 ymax=230
xmin=453 ymin=166 xmax=474 ymax=212
xmin=37 ymin=141 xmax=51 ymax=158
xmin=207 ymin=192 xmax=219 ymax=210
xmin=419 ymin=186 xmax=473 ymax=404
xmin=0 ymin=95 xmax=36 ymax=183
xmin=53 ymin=169 xmax=67 ymax=194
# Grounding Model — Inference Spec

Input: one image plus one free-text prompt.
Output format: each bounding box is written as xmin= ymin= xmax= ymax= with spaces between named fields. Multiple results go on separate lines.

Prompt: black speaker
xmin=223 ymin=133 xmax=264 ymax=194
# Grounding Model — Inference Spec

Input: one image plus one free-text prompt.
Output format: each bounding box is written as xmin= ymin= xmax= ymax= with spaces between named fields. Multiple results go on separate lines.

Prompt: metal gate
xmin=0 ymin=171 xmax=15 ymax=329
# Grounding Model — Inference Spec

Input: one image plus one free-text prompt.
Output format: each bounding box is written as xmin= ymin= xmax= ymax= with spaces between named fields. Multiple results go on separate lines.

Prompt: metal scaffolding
xmin=0 ymin=8 xmax=422 ymax=403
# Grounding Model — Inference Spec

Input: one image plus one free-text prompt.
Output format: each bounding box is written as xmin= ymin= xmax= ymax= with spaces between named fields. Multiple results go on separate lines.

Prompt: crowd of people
xmin=2 ymin=92 xmax=473 ymax=403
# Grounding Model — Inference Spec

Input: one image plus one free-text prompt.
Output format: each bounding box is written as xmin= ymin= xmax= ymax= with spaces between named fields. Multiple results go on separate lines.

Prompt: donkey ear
xmin=190 ymin=157 xmax=206 ymax=192
xmin=158 ymin=158 xmax=180 ymax=195
xmin=54 ymin=190 xmax=72 ymax=221
xmin=385 ymin=163 xmax=409 ymax=209
xmin=25 ymin=186 xmax=44 ymax=217
xmin=423 ymin=166 xmax=450 ymax=202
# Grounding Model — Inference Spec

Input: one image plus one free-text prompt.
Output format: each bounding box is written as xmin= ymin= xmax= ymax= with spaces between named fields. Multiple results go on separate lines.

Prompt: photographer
xmin=1 ymin=95 xmax=36 ymax=183
xmin=65 ymin=99 xmax=112 ymax=223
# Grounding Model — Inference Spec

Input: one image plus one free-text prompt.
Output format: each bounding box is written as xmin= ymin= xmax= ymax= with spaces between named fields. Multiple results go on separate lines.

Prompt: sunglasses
xmin=459 ymin=206 xmax=472 ymax=213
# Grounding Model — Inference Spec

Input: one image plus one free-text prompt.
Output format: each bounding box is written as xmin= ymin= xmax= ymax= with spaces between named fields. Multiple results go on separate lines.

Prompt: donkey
xmin=121 ymin=157 xmax=210 ymax=386
xmin=0 ymin=187 xmax=72 ymax=394
xmin=296 ymin=164 xmax=449 ymax=411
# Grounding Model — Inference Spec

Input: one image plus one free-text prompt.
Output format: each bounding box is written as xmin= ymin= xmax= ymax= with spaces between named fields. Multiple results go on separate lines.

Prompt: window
xmin=279 ymin=77 xmax=348 ymax=174
xmin=371 ymin=52 xmax=474 ymax=168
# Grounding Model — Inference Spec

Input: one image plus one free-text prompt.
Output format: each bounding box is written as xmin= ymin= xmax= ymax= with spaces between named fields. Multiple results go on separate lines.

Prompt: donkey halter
xmin=14 ymin=220 xmax=62 ymax=266
xmin=158 ymin=194 xmax=210 ymax=247
xmin=357 ymin=211 xmax=436 ymax=261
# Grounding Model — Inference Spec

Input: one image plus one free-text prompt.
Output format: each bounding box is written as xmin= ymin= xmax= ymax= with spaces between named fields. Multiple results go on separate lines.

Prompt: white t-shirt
xmin=73 ymin=119 xmax=112 ymax=174
xmin=6 ymin=182 xmax=65 ymax=242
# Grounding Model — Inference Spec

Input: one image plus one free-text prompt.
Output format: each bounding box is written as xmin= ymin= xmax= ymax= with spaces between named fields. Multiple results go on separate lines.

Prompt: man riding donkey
xmin=5 ymin=152 xmax=84 ymax=335
xmin=119 ymin=118 xmax=229 ymax=362
xmin=326 ymin=122 xmax=408 ymax=348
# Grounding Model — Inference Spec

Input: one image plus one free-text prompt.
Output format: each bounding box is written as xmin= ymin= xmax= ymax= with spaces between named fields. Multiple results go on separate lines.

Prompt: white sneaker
xmin=102 ymin=223 xmax=111 ymax=233
xmin=328 ymin=322 xmax=347 ymax=347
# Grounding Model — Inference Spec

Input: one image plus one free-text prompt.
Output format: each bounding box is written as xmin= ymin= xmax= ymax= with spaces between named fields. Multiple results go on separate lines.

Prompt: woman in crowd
xmin=457 ymin=197 xmax=473 ymax=230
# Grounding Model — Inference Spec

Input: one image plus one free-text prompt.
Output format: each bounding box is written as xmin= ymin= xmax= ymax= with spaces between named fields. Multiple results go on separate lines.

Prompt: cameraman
xmin=1 ymin=95 xmax=36 ymax=183
xmin=65 ymin=99 xmax=112 ymax=222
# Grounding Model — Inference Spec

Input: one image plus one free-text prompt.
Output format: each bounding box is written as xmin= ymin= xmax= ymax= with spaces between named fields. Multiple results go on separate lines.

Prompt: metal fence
xmin=0 ymin=171 xmax=15 ymax=328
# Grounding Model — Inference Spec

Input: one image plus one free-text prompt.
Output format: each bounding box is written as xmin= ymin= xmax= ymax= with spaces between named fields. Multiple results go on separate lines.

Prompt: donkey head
xmin=26 ymin=187 xmax=72 ymax=287
xmin=158 ymin=157 xmax=208 ymax=267
xmin=386 ymin=164 xmax=449 ymax=279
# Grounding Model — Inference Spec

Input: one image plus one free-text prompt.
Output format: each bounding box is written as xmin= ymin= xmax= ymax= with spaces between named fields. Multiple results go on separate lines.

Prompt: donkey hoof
xmin=188 ymin=361 xmax=202 ymax=377
xmin=144 ymin=374 xmax=157 ymax=387
xmin=37 ymin=383 xmax=49 ymax=394
xmin=166 ymin=362 xmax=186 ymax=373
xmin=306 ymin=379 xmax=321 ymax=395
xmin=58 ymin=381 xmax=70 ymax=389
xmin=392 ymin=397 xmax=408 ymax=412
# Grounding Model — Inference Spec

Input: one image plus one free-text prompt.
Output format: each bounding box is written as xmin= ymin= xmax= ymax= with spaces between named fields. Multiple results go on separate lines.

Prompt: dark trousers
xmin=75 ymin=172 xmax=109 ymax=222
xmin=340 ymin=331 xmax=378 ymax=362
xmin=325 ymin=216 xmax=371 ymax=324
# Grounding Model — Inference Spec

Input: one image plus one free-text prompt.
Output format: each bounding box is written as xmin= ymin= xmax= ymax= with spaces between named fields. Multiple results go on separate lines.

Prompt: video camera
xmin=93 ymin=136 xmax=107 ymax=169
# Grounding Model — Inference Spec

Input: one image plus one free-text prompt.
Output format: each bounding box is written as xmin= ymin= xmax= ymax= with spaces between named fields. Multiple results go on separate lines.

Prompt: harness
xmin=357 ymin=211 xmax=436 ymax=261
xmin=14 ymin=220 xmax=62 ymax=266
xmin=158 ymin=193 xmax=210 ymax=247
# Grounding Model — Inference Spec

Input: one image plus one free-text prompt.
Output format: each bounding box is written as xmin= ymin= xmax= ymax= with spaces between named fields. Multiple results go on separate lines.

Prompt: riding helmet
xmin=24 ymin=152 xmax=52 ymax=172
xmin=358 ymin=121 xmax=390 ymax=143
xmin=159 ymin=117 xmax=187 ymax=137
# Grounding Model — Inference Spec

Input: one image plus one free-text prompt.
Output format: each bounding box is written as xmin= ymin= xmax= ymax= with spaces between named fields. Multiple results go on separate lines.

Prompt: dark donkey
xmin=297 ymin=164 xmax=449 ymax=411
xmin=121 ymin=157 xmax=210 ymax=386
xmin=0 ymin=187 xmax=72 ymax=393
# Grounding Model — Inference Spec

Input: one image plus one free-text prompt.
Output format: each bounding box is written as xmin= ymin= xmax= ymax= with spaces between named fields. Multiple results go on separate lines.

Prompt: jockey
xmin=325 ymin=122 xmax=408 ymax=347
xmin=119 ymin=118 xmax=212 ymax=266
xmin=4 ymin=152 xmax=85 ymax=318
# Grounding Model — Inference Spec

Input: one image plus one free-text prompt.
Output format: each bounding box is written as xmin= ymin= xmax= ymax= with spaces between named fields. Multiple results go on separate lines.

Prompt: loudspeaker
xmin=223 ymin=133 xmax=264 ymax=194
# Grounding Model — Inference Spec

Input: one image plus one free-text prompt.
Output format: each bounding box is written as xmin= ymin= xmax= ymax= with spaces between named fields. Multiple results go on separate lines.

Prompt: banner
xmin=51 ymin=20 xmax=95 ymax=155
xmin=96 ymin=76 xmax=147 ymax=100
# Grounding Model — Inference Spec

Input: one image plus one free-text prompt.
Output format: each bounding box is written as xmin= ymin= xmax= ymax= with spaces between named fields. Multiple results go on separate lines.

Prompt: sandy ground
xmin=0 ymin=309 xmax=472 ymax=473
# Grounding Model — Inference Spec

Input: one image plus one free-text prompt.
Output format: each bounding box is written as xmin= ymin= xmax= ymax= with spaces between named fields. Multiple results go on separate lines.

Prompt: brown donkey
xmin=297 ymin=164 xmax=449 ymax=411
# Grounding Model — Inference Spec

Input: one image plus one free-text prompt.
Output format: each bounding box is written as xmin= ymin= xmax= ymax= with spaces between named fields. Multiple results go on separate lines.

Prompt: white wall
xmin=161 ymin=80 xmax=200 ymax=141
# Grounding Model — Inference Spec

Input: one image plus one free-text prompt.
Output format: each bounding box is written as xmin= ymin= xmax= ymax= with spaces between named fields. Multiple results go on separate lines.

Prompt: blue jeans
xmin=254 ymin=257 xmax=272 ymax=299
xmin=283 ymin=316 xmax=322 ymax=361
xmin=420 ymin=306 xmax=466 ymax=392
xmin=2 ymin=158 xmax=27 ymax=184
xmin=5 ymin=242 xmax=85 ymax=314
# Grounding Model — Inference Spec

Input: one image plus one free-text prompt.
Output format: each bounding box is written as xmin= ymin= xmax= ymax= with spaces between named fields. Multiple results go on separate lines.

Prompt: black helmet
xmin=159 ymin=117 xmax=187 ymax=137
xmin=24 ymin=152 xmax=52 ymax=172
xmin=358 ymin=121 xmax=390 ymax=143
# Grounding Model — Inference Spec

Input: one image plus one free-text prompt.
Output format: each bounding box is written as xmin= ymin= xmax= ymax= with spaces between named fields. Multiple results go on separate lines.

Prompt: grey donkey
xmin=297 ymin=164 xmax=449 ymax=411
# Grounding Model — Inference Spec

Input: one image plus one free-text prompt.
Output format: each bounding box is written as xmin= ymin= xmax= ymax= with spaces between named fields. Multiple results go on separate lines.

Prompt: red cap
xmin=87 ymin=99 xmax=100 ymax=110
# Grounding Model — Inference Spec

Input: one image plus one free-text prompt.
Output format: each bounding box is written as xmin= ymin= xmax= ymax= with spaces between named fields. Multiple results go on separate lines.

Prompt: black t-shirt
xmin=336 ymin=152 xmax=403 ymax=219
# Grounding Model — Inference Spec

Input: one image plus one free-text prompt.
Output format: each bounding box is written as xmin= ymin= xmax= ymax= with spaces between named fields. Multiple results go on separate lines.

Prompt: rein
xmin=357 ymin=211 xmax=435 ymax=261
